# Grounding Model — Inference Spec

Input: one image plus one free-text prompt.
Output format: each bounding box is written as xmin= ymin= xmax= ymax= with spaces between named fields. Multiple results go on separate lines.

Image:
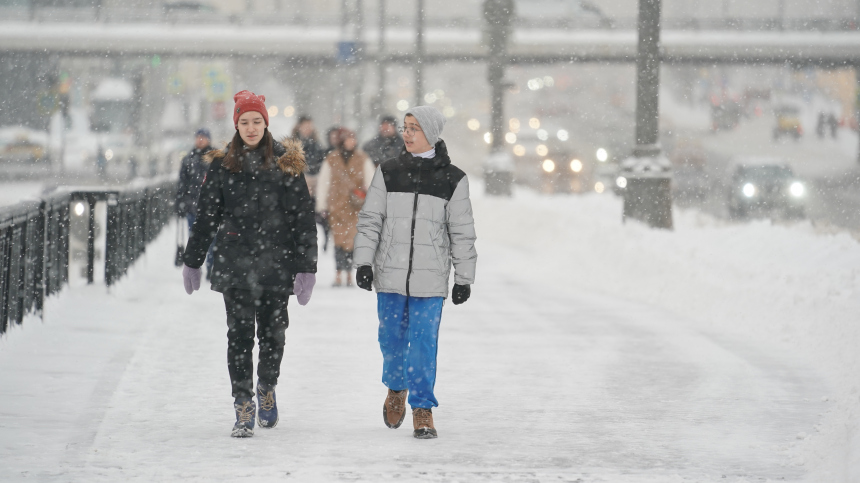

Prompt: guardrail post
xmin=35 ymin=201 xmax=46 ymax=315
xmin=0 ymin=228 xmax=9 ymax=333
xmin=86 ymin=194 xmax=97 ymax=284
xmin=105 ymin=193 xmax=118 ymax=287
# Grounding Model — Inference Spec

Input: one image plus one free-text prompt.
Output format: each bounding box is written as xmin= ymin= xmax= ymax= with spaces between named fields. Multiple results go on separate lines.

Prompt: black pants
xmin=223 ymin=288 xmax=289 ymax=398
xmin=335 ymin=247 xmax=353 ymax=271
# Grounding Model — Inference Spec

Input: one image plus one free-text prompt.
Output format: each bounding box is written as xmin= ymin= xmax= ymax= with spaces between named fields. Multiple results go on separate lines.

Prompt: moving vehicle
xmin=0 ymin=127 xmax=49 ymax=165
xmin=0 ymin=126 xmax=50 ymax=179
xmin=726 ymin=159 xmax=806 ymax=220
xmin=512 ymin=129 xmax=586 ymax=194
xmin=773 ymin=105 xmax=802 ymax=140
xmin=711 ymin=99 xmax=742 ymax=131
xmin=90 ymin=77 xmax=150 ymax=178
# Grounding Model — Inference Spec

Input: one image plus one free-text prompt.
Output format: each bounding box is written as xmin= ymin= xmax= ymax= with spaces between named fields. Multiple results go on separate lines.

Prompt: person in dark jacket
xmin=176 ymin=128 xmax=215 ymax=277
xmin=291 ymin=115 xmax=328 ymax=250
xmin=181 ymin=90 xmax=318 ymax=439
xmin=323 ymin=125 xmax=342 ymax=157
xmin=291 ymin=115 xmax=325 ymax=176
xmin=362 ymin=115 xmax=405 ymax=167
xmin=354 ymin=106 xmax=477 ymax=440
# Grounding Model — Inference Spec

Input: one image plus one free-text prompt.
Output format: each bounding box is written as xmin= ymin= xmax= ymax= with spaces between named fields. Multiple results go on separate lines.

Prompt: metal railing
xmin=0 ymin=180 xmax=175 ymax=334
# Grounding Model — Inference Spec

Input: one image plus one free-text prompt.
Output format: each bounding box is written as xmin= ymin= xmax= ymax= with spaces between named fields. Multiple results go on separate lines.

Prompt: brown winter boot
xmin=383 ymin=389 xmax=407 ymax=429
xmin=412 ymin=408 xmax=437 ymax=439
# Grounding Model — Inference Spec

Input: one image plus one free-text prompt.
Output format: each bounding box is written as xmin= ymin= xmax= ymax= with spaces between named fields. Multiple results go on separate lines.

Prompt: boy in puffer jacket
xmin=353 ymin=105 xmax=477 ymax=439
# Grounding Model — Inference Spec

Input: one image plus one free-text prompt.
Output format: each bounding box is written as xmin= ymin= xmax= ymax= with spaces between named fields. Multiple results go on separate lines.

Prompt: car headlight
xmin=742 ymin=183 xmax=756 ymax=198
xmin=570 ymin=159 xmax=582 ymax=172
xmin=616 ymin=176 xmax=627 ymax=189
xmin=542 ymin=159 xmax=556 ymax=173
xmin=790 ymin=181 xmax=804 ymax=197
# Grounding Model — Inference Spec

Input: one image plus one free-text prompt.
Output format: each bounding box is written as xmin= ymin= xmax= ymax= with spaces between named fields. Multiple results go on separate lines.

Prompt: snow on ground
xmin=0 ymin=182 xmax=49 ymax=208
xmin=1 ymin=184 xmax=858 ymax=482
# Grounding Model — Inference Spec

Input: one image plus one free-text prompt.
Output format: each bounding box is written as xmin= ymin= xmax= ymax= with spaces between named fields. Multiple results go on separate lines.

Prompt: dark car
xmin=512 ymin=130 xmax=586 ymax=194
xmin=727 ymin=162 xmax=806 ymax=220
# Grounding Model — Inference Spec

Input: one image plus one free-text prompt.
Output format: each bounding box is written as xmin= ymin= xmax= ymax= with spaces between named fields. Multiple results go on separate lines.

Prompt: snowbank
xmin=473 ymin=186 xmax=860 ymax=481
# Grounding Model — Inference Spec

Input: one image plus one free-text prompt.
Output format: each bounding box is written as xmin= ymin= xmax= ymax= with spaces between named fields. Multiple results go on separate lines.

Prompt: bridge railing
xmin=0 ymin=180 xmax=176 ymax=335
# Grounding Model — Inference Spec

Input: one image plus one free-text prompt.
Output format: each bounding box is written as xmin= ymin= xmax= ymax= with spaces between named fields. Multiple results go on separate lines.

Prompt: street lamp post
xmin=483 ymin=0 xmax=515 ymax=196
xmin=372 ymin=0 xmax=387 ymax=119
xmin=856 ymin=65 xmax=860 ymax=164
xmin=415 ymin=0 xmax=424 ymax=108
xmin=621 ymin=0 xmax=673 ymax=229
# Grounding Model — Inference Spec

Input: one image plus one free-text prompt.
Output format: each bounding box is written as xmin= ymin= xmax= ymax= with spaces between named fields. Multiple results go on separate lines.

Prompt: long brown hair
xmin=222 ymin=129 xmax=276 ymax=173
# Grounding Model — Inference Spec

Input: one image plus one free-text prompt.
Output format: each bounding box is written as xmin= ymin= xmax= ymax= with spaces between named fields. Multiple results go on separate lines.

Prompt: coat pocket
xmin=376 ymin=222 xmax=393 ymax=272
xmin=428 ymin=224 xmax=449 ymax=273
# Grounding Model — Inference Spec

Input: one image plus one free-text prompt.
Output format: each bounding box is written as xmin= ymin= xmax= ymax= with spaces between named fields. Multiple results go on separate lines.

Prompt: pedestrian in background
xmin=96 ymin=144 xmax=107 ymax=180
xmin=363 ymin=115 xmax=405 ymax=167
xmin=828 ymin=112 xmax=839 ymax=139
xmin=354 ymin=106 xmax=477 ymax=439
xmin=176 ymin=128 xmax=215 ymax=278
xmin=291 ymin=115 xmax=325 ymax=189
xmin=181 ymin=90 xmax=318 ymax=438
xmin=323 ymin=126 xmax=341 ymax=157
xmin=316 ymin=128 xmax=375 ymax=287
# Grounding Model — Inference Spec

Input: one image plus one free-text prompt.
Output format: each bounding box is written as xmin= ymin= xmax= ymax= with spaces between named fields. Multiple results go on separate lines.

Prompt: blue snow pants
xmin=377 ymin=293 xmax=444 ymax=409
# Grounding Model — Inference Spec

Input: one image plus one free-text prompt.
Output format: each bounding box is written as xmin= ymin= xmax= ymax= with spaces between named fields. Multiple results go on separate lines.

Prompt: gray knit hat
xmin=405 ymin=106 xmax=446 ymax=146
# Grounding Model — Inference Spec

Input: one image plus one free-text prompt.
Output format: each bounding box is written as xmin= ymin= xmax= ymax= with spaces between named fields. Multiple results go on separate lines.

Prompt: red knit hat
xmin=233 ymin=90 xmax=268 ymax=128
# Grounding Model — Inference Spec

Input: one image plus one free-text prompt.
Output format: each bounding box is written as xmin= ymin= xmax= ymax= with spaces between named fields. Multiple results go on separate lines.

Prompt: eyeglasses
xmin=399 ymin=126 xmax=423 ymax=135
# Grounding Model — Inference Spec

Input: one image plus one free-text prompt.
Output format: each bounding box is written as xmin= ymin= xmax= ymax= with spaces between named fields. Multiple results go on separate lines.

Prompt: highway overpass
xmin=2 ymin=23 xmax=860 ymax=66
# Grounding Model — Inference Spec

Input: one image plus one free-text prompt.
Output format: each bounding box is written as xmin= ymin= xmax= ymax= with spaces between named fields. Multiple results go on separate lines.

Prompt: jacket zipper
xmin=405 ymin=161 xmax=423 ymax=297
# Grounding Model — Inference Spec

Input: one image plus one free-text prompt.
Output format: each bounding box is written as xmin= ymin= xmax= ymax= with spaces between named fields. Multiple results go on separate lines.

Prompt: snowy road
xmin=0 ymin=188 xmax=846 ymax=482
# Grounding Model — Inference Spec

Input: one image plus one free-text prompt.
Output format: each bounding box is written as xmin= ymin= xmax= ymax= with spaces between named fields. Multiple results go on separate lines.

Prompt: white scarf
xmin=412 ymin=148 xmax=436 ymax=159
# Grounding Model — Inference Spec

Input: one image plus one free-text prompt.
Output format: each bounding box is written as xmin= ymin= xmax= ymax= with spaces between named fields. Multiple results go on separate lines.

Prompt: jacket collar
xmin=203 ymin=138 xmax=306 ymax=176
xmin=398 ymin=139 xmax=450 ymax=169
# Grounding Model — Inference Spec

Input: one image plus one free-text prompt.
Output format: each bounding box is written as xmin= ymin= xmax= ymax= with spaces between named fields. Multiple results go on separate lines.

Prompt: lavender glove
xmin=293 ymin=272 xmax=316 ymax=306
xmin=182 ymin=265 xmax=202 ymax=295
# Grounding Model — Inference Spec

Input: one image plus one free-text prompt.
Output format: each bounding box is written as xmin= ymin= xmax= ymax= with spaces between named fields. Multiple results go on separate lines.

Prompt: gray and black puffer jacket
xmin=354 ymin=139 xmax=477 ymax=298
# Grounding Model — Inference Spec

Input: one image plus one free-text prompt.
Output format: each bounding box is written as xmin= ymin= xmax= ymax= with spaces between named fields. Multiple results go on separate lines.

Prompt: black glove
xmin=356 ymin=265 xmax=374 ymax=291
xmin=452 ymin=284 xmax=470 ymax=305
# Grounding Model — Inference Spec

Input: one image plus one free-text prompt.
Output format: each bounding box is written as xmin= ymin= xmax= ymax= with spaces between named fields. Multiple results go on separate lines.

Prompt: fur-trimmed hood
xmin=204 ymin=137 xmax=307 ymax=176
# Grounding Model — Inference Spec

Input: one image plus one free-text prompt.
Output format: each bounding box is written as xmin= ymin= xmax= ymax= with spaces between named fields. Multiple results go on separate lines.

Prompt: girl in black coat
xmin=182 ymin=90 xmax=318 ymax=438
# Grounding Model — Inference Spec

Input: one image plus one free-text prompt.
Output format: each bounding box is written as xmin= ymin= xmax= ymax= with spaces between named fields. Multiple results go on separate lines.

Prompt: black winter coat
xmin=295 ymin=135 xmax=325 ymax=175
xmin=175 ymin=146 xmax=213 ymax=216
xmin=363 ymin=134 xmax=405 ymax=167
xmin=183 ymin=139 xmax=318 ymax=294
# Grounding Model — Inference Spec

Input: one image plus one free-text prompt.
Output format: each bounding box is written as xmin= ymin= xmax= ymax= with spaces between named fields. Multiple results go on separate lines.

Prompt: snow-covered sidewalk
xmin=1 ymin=187 xmax=857 ymax=482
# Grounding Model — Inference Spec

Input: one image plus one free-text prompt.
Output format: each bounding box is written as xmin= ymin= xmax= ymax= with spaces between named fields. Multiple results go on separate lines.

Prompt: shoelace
xmin=413 ymin=409 xmax=433 ymax=428
xmin=259 ymin=389 xmax=276 ymax=412
xmin=387 ymin=390 xmax=406 ymax=414
xmin=235 ymin=401 xmax=254 ymax=424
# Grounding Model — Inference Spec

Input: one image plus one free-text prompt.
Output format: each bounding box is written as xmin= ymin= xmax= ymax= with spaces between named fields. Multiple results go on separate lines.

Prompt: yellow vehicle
xmin=0 ymin=128 xmax=49 ymax=164
xmin=773 ymin=105 xmax=802 ymax=140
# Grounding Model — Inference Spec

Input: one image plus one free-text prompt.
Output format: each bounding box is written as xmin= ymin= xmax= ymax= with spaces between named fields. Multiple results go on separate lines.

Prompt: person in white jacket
xmin=353 ymin=106 xmax=477 ymax=439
